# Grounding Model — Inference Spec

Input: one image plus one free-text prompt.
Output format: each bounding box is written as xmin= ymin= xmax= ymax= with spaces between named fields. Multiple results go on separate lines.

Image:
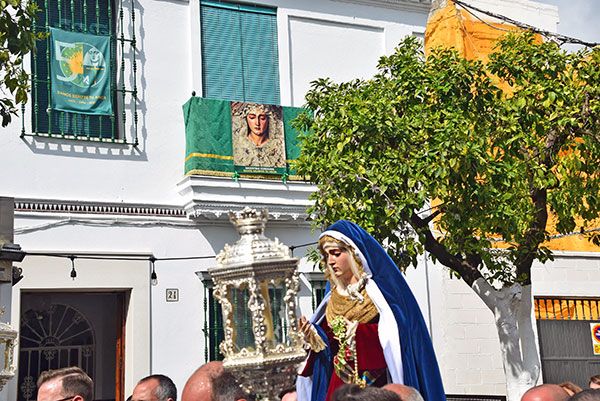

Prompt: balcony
xmin=178 ymin=96 xmax=314 ymax=221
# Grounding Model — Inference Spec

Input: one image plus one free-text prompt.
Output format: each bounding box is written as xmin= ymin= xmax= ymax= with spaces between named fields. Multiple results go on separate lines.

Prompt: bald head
xmin=521 ymin=384 xmax=570 ymax=401
xmin=181 ymin=362 xmax=224 ymax=401
xmin=383 ymin=384 xmax=424 ymax=401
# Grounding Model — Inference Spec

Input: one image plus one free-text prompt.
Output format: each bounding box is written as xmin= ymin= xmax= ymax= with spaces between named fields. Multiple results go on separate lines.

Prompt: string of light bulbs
xmin=17 ymin=224 xmax=600 ymax=283
xmin=18 ymin=242 xmax=320 ymax=283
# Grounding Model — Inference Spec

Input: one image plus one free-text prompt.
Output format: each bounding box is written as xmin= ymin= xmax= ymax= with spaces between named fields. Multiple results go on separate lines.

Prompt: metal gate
xmin=18 ymin=303 xmax=95 ymax=401
xmin=535 ymin=297 xmax=600 ymax=388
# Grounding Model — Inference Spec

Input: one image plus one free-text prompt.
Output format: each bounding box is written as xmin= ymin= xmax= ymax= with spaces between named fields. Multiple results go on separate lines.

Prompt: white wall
xmin=431 ymin=251 xmax=600 ymax=396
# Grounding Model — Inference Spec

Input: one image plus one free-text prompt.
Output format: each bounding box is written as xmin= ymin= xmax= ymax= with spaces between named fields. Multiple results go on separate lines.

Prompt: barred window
xmin=535 ymin=296 xmax=600 ymax=389
xmin=535 ymin=297 xmax=600 ymax=320
xmin=200 ymin=275 xmax=286 ymax=362
xmin=29 ymin=0 xmax=138 ymax=144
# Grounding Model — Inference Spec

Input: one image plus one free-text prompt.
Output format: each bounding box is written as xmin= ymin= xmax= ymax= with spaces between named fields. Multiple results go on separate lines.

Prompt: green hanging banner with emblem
xmin=183 ymin=97 xmax=307 ymax=180
xmin=49 ymin=27 xmax=112 ymax=115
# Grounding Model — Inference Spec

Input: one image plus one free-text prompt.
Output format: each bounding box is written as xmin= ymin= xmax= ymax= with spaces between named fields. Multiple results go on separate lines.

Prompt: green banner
xmin=49 ymin=28 xmax=112 ymax=115
xmin=183 ymin=97 xmax=234 ymax=177
xmin=183 ymin=97 xmax=306 ymax=179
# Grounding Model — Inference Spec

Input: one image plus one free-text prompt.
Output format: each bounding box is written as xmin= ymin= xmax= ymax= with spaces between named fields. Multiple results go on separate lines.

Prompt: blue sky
xmin=537 ymin=0 xmax=599 ymax=45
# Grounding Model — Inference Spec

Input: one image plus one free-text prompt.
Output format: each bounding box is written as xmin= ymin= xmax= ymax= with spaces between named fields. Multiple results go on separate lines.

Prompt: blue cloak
xmin=297 ymin=220 xmax=446 ymax=401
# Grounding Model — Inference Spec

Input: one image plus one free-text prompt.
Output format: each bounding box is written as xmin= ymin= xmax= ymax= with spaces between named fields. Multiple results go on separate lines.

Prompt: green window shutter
xmin=201 ymin=1 xmax=280 ymax=105
xmin=32 ymin=0 xmax=117 ymax=139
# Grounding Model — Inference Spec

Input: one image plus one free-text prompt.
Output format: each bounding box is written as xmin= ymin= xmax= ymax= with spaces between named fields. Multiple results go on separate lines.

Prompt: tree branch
xmin=410 ymin=212 xmax=485 ymax=286
xmin=515 ymin=187 xmax=548 ymax=284
xmin=421 ymin=209 xmax=442 ymax=225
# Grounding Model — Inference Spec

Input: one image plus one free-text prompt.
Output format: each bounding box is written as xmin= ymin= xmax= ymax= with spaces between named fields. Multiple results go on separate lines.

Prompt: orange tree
xmin=294 ymin=33 xmax=600 ymax=401
xmin=0 ymin=0 xmax=44 ymax=127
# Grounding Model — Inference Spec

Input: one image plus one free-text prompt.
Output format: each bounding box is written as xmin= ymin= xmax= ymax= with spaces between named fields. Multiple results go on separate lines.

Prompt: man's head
xmin=570 ymin=389 xmax=600 ymax=401
xmin=211 ymin=370 xmax=251 ymax=401
xmin=521 ymin=384 xmax=569 ymax=401
xmin=280 ymin=391 xmax=297 ymax=401
xmin=37 ymin=367 xmax=93 ymax=401
xmin=559 ymin=381 xmax=582 ymax=396
xmin=331 ymin=384 xmax=401 ymax=401
xmin=590 ymin=375 xmax=600 ymax=390
xmin=182 ymin=361 xmax=223 ymax=401
xmin=383 ymin=384 xmax=425 ymax=401
xmin=181 ymin=361 xmax=252 ymax=401
xmin=132 ymin=374 xmax=177 ymax=401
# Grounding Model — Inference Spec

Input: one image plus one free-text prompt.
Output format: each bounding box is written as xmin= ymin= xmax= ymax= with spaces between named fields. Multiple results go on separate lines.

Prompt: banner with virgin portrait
xmin=49 ymin=27 xmax=112 ymax=115
xmin=231 ymin=102 xmax=286 ymax=175
xmin=183 ymin=97 xmax=306 ymax=180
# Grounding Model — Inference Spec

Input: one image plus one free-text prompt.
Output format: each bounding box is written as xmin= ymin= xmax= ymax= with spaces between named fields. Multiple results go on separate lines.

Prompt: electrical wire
xmin=452 ymin=0 xmax=600 ymax=47
xmin=14 ymin=217 xmax=199 ymax=235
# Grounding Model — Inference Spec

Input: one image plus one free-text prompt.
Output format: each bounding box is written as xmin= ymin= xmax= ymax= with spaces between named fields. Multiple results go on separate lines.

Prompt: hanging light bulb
xmin=69 ymin=256 xmax=77 ymax=280
xmin=150 ymin=257 xmax=158 ymax=286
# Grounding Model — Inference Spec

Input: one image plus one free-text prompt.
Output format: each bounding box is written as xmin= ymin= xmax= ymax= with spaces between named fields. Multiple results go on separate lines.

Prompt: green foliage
xmin=306 ymin=246 xmax=323 ymax=271
xmin=293 ymin=33 xmax=600 ymax=285
xmin=0 ymin=0 xmax=45 ymax=127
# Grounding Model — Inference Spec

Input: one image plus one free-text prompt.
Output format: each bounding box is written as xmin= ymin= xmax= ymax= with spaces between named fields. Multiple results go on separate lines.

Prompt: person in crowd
xmin=296 ymin=220 xmax=445 ymax=401
xmin=131 ymin=374 xmax=177 ymax=401
xmin=383 ymin=384 xmax=425 ymax=401
xmin=590 ymin=376 xmax=600 ymax=390
xmin=331 ymin=384 xmax=401 ymax=401
xmin=521 ymin=384 xmax=569 ymax=401
xmin=279 ymin=387 xmax=297 ymax=401
xmin=37 ymin=366 xmax=93 ymax=401
xmin=181 ymin=361 xmax=253 ymax=401
xmin=560 ymin=382 xmax=583 ymax=397
xmin=569 ymin=389 xmax=600 ymax=401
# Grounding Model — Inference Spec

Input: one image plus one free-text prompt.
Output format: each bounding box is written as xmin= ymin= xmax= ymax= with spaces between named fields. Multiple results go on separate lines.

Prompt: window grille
xmin=206 ymin=286 xmax=225 ymax=361
xmin=200 ymin=274 xmax=287 ymax=362
xmin=312 ymin=280 xmax=327 ymax=311
xmin=535 ymin=296 xmax=600 ymax=388
xmin=200 ymin=1 xmax=280 ymax=105
xmin=305 ymin=271 xmax=328 ymax=312
xmin=18 ymin=304 xmax=95 ymax=401
xmin=24 ymin=0 xmax=138 ymax=144
xmin=535 ymin=297 xmax=600 ymax=320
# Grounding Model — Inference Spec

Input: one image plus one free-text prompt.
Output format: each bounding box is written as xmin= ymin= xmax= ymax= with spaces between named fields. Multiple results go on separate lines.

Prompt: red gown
xmin=300 ymin=318 xmax=388 ymax=401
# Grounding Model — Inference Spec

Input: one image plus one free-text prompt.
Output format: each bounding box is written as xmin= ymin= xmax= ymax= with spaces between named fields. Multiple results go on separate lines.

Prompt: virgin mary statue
xmin=296 ymin=220 xmax=446 ymax=401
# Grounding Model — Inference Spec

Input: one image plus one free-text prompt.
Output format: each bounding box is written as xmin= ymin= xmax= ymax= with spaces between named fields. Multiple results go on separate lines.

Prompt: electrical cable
xmin=452 ymin=0 xmax=600 ymax=47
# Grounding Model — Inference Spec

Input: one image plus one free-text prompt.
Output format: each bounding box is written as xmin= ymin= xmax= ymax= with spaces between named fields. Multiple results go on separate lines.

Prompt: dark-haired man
xmin=570 ymin=389 xmax=600 ymax=401
xmin=132 ymin=374 xmax=177 ymax=401
xmin=37 ymin=367 xmax=93 ymax=401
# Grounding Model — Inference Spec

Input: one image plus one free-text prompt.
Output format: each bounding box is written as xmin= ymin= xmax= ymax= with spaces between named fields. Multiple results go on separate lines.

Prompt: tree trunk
xmin=472 ymin=278 xmax=541 ymax=401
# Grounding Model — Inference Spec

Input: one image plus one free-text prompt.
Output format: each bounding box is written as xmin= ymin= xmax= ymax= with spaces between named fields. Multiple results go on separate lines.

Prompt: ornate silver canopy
xmin=208 ymin=207 xmax=306 ymax=400
xmin=0 ymin=309 xmax=17 ymax=392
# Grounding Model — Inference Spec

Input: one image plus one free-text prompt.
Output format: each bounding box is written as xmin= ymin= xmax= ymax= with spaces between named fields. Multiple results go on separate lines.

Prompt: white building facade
xmin=2 ymin=1 xmax=593 ymax=401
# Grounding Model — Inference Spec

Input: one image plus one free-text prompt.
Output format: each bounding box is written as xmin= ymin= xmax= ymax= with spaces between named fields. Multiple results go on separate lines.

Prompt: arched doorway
xmin=17 ymin=292 xmax=125 ymax=401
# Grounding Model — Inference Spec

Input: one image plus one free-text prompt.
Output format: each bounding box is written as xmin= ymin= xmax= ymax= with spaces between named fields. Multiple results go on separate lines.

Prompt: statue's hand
xmin=299 ymin=316 xmax=312 ymax=337
xmin=298 ymin=316 xmax=326 ymax=352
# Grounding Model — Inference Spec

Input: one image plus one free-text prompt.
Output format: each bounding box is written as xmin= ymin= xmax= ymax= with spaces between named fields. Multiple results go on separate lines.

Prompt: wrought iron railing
xmin=535 ymin=296 xmax=600 ymax=320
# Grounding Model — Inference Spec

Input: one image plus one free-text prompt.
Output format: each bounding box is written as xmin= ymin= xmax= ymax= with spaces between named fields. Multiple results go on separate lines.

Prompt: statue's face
xmin=246 ymin=110 xmax=269 ymax=137
xmin=325 ymin=246 xmax=354 ymax=285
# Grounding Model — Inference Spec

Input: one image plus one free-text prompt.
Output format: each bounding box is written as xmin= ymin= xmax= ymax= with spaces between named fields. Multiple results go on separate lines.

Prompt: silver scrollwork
xmin=208 ymin=208 xmax=307 ymax=400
